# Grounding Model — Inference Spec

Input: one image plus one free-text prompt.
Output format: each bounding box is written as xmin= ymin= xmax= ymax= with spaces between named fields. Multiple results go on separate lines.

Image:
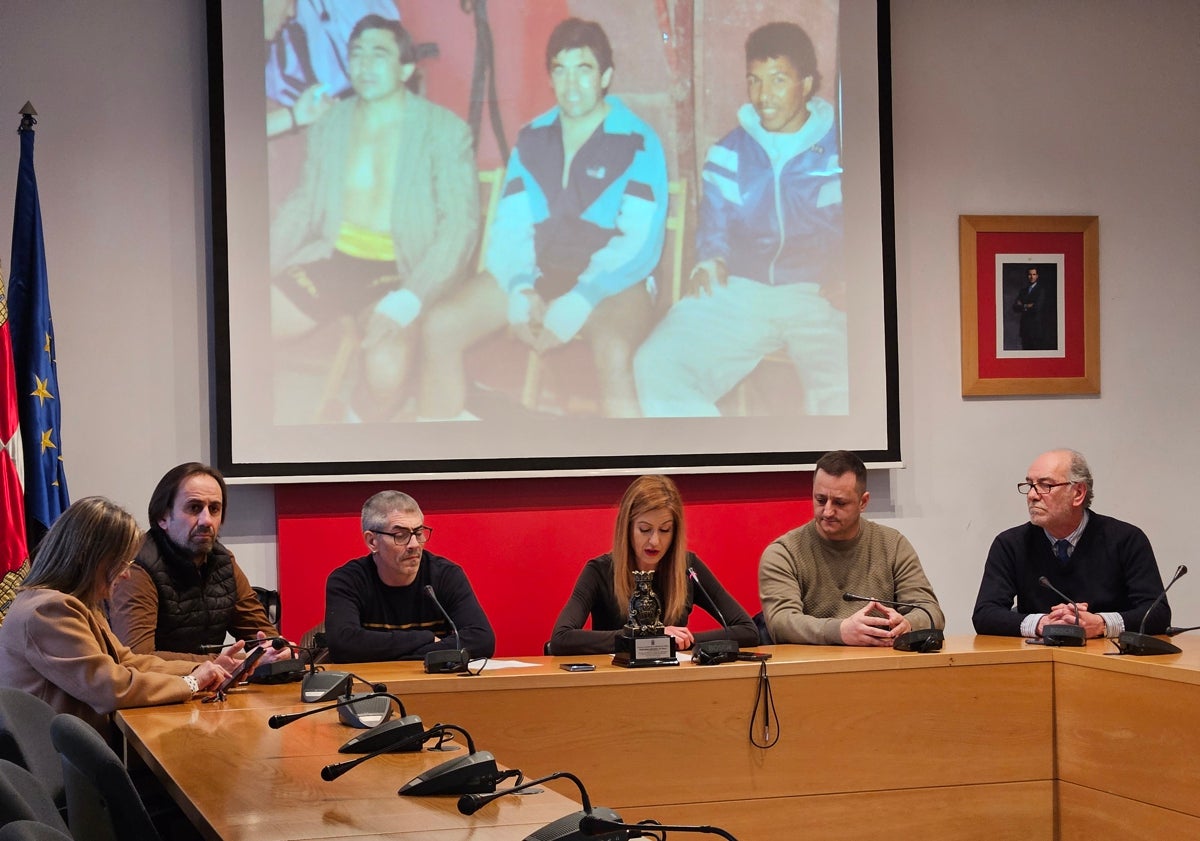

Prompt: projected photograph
xmin=213 ymin=0 xmax=896 ymax=475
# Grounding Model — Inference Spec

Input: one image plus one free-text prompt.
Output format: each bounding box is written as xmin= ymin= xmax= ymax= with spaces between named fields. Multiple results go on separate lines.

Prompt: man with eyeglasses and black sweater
xmin=324 ymin=490 xmax=495 ymax=662
xmin=972 ymin=449 xmax=1170 ymax=639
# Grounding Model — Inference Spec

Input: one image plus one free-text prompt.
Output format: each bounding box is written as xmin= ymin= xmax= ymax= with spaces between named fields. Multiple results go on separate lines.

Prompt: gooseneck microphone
xmin=423 ymin=585 xmax=471 ymax=673
xmin=688 ymin=567 xmax=740 ymax=664
xmin=578 ymin=814 xmax=739 ymax=840
xmin=197 ymin=636 xmax=290 ymax=653
xmin=1116 ymin=565 xmax=1187 ymax=656
xmin=459 ymin=770 xmax=627 ymax=841
xmin=267 ymin=691 xmax=424 ymax=751
xmin=1167 ymin=624 xmax=1200 ymax=636
xmin=322 ymin=723 xmax=502 ymax=797
xmin=842 ymin=592 xmax=944 ymax=652
xmin=1036 ymin=576 xmax=1086 ymax=646
xmin=268 ymin=691 xmax=408 ymax=728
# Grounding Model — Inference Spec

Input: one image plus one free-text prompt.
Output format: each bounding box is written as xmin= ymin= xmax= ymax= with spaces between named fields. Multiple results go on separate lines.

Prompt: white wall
xmin=1 ymin=1 xmax=1197 ymax=632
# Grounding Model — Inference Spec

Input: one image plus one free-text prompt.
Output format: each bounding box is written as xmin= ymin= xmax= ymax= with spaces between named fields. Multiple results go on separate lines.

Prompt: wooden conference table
xmin=115 ymin=635 xmax=1200 ymax=841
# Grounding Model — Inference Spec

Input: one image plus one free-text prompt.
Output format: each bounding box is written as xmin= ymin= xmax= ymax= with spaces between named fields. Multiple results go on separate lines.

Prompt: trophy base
xmin=612 ymin=633 xmax=678 ymax=668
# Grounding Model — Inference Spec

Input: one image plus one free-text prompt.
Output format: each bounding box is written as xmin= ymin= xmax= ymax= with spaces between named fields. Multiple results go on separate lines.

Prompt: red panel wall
xmin=276 ymin=472 xmax=814 ymax=656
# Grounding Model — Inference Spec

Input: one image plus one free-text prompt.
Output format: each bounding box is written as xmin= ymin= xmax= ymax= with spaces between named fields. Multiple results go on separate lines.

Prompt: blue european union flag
xmin=8 ymin=108 xmax=69 ymax=543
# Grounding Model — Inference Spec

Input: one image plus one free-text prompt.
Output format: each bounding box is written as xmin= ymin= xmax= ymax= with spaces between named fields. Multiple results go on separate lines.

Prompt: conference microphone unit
xmin=578 ymin=814 xmax=739 ymax=840
xmin=1115 ymin=564 xmax=1187 ymax=656
xmin=268 ymin=691 xmax=425 ymax=752
xmin=458 ymin=770 xmax=628 ymax=841
xmin=423 ymin=585 xmax=471 ymax=674
xmin=1036 ymin=577 xmax=1086 ymax=646
xmin=322 ymin=723 xmax=502 ymax=796
xmin=301 ymin=670 xmax=386 ymax=703
xmin=842 ymin=592 xmax=944 ymax=652
xmin=687 ymin=567 xmax=740 ymax=665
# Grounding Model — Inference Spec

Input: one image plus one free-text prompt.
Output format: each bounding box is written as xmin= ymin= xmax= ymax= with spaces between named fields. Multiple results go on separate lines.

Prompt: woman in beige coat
xmin=0 ymin=497 xmax=228 ymax=737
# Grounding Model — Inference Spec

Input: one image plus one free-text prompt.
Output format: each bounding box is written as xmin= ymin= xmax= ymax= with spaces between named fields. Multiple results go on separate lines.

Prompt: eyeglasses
xmin=369 ymin=526 xmax=433 ymax=545
xmin=1017 ymin=481 xmax=1074 ymax=495
xmin=110 ymin=557 xmax=137 ymax=581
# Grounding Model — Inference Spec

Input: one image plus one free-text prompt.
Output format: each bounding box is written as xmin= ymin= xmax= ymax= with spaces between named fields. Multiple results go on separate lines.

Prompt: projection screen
xmin=208 ymin=0 xmax=898 ymax=479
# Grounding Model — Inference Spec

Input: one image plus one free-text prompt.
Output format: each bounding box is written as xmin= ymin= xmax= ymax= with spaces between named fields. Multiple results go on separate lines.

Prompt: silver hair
xmin=1063 ymin=449 xmax=1094 ymax=508
xmin=361 ymin=491 xmax=422 ymax=532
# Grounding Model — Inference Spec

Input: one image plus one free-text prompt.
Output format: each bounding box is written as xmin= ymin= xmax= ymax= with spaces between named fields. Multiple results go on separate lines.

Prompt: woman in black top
xmin=549 ymin=475 xmax=758 ymax=655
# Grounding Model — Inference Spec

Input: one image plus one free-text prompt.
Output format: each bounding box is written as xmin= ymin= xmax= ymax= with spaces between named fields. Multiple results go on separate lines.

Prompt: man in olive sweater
xmin=759 ymin=450 xmax=943 ymax=645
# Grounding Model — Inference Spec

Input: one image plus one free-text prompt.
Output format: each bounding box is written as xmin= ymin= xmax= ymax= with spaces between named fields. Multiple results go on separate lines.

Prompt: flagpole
xmin=9 ymin=100 xmax=70 ymax=550
xmin=18 ymin=102 xmax=37 ymax=133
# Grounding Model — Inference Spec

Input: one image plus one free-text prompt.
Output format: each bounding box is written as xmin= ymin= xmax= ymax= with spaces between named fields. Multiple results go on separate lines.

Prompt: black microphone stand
xmin=579 ymin=814 xmax=739 ymax=840
xmin=1114 ymin=565 xmax=1187 ymax=655
xmin=423 ymin=585 xmax=471 ymax=673
xmin=1036 ymin=577 xmax=1086 ymax=647
xmin=321 ymin=723 xmax=504 ymax=796
xmin=1166 ymin=624 xmax=1200 ymax=637
xmin=688 ymin=568 xmax=740 ymax=664
xmin=842 ymin=592 xmax=944 ymax=652
xmin=458 ymin=770 xmax=628 ymax=841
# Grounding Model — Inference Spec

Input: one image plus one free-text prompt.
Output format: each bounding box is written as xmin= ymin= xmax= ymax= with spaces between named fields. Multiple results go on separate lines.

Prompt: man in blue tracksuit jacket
xmin=420 ymin=17 xmax=668 ymax=419
xmin=635 ymin=20 xmax=847 ymax=417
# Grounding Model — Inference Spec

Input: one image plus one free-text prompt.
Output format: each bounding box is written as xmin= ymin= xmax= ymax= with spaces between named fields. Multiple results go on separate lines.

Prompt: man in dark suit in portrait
xmin=1012 ymin=267 xmax=1055 ymax=350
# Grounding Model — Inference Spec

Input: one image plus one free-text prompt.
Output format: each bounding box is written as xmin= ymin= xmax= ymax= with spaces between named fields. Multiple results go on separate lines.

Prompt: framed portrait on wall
xmin=959 ymin=215 xmax=1099 ymax=397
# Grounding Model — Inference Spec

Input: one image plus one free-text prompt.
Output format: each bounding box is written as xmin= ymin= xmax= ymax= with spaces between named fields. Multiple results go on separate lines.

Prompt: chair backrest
xmin=49 ymin=714 xmax=161 ymax=841
xmin=664 ymin=178 xmax=689 ymax=302
xmin=300 ymin=621 xmax=329 ymax=665
xmin=252 ymin=586 xmax=282 ymax=628
xmin=0 ymin=560 xmax=31 ymax=628
xmin=0 ymin=691 xmax=64 ymax=815
xmin=0 ymin=761 xmax=69 ymax=834
xmin=0 ymin=820 xmax=73 ymax=841
xmin=476 ymin=166 xmax=505 ymax=273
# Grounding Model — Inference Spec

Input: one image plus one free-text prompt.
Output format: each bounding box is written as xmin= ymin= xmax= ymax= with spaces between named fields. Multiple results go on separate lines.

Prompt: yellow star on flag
xmin=40 ymin=428 xmax=56 ymax=455
xmin=31 ymin=376 xmax=55 ymax=406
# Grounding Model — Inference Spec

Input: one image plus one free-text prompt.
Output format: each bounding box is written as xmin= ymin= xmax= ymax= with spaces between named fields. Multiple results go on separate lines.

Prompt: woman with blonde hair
xmin=550 ymin=475 xmax=758 ymax=655
xmin=0 ymin=497 xmax=228 ymax=736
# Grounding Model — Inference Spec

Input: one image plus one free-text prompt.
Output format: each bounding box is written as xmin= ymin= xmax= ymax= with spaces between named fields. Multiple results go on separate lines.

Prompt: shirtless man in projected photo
xmin=269 ymin=15 xmax=478 ymax=422
xmin=634 ymin=21 xmax=847 ymax=418
xmin=418 ymin=17 xmax=668 ymax=420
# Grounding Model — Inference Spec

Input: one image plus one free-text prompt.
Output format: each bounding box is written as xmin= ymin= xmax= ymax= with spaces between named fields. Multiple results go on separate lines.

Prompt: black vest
xmin=136 ymin=528 xmax=238 ymax=654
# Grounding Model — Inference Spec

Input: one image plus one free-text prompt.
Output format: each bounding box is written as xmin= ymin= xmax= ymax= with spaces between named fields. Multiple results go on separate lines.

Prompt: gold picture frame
xmin=959 ymin=215 xmax=1099 ymax=396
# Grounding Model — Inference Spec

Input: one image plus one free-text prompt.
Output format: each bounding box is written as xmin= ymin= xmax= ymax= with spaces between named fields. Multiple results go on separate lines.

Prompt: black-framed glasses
xmin=368 ymin=526 xmax=433 ymax=545
xmin=1017 ymin=481 xmax=1074 ymax=495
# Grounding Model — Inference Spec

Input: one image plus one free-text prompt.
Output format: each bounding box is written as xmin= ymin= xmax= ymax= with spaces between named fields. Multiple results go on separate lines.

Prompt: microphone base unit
xmin=248 ymin=658 xmax=307 ymax=685
xmin=524 ymin=807 xmax=628 ymax=841
xmin=692 ymin=639 xmax=740 ymax=665
xmin=336 ymin=693 xmax=394 ymax=729
xmin=1040 ymin=624 xmax=1086 ymax=647
xmin=1116 ymin=631 xmax=1182 ymax=656
xmin=893 ymin=628 xmax=944 ymax=653
xmin=301 ymin=671 xmax=353 ymax=702
xmin=398 ymin=751 xmax=500 ymax=796
xmin=339 ymin=715 xmax=425 ymax=753
xmin=424 ymin=649 xmax=471 ymax=674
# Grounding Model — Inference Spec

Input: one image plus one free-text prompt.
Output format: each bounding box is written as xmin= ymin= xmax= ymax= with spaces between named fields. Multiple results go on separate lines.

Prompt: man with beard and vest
xmin=107 ymin=463 xmax=290 ymax=667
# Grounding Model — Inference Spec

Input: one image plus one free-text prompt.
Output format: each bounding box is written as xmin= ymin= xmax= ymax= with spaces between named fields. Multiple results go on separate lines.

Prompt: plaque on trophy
xmin=612 ymin=570 xmax=679 ymax=668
